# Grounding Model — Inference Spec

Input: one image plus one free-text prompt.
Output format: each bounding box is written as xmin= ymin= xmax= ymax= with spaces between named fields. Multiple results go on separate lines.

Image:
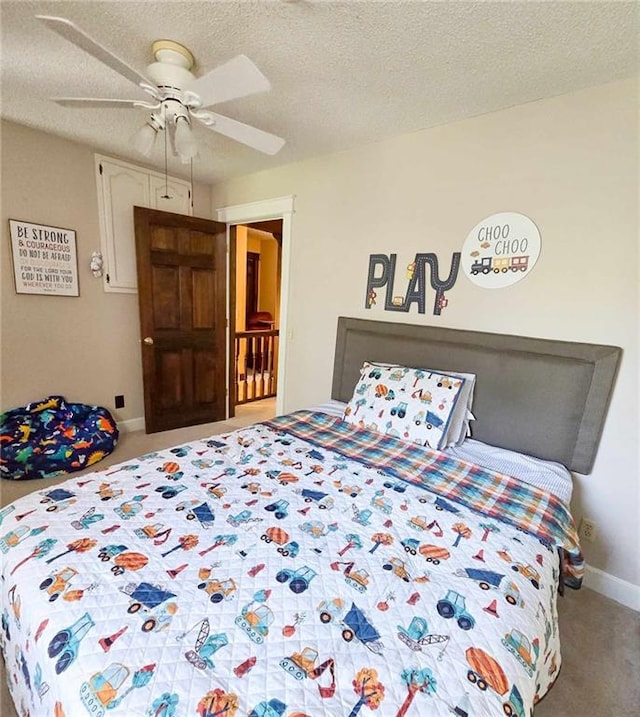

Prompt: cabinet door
xmin=149 ymin=175 xmax=192 ymax=215
xmin=98 ymin=161 xmax=150 ymax=293
xmin=96 ymin=156 xmax=193 ymax=293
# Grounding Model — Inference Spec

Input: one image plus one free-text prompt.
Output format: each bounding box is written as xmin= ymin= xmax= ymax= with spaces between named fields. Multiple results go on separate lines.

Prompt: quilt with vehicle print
xmin=0 ymin=410 xmax=581 ymax=717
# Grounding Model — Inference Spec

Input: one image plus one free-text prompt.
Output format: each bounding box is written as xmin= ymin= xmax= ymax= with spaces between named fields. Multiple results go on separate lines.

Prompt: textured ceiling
xmin=1 ymin=1 xmax=637 ymax=185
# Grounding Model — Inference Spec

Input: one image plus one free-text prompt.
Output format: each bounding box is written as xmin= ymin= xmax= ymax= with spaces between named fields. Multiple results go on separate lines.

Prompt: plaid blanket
xmin=267 ymin=411 xmax=584 ymax=588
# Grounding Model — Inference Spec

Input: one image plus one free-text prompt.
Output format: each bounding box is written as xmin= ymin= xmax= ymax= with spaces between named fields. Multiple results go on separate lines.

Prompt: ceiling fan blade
xmin=187 ymin=54 xmax=271 ymax=108
xmin=36 ymin=15 xmax=150 ymax=88
xmin=199 ymin=111 xmax=285 ymax=155
xmin=52 ymin=98 xmax=141 ymax=108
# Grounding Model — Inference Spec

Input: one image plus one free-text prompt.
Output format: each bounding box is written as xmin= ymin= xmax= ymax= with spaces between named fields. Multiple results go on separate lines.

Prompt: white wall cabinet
xmin=95 ymin=155 xmax=192 ymax=293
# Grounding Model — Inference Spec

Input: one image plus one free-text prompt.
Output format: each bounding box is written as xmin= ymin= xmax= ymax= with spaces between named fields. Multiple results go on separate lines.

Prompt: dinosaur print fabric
xmin=1 ymin=395 xmax=118 ymax=480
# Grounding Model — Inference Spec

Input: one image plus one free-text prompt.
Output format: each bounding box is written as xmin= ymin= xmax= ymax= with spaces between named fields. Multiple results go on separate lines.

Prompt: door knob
xmin=143 ymin=337 xmax=154 ymax=345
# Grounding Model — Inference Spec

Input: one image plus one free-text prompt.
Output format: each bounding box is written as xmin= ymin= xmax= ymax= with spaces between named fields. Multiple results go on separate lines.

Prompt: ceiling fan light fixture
xmin=131 ymin=114 xmax=163 ymax=156
xmin=37 ymin=15 xmax=286 ymax=160
xmin=174 ymin=115 xmax=197 ymax=162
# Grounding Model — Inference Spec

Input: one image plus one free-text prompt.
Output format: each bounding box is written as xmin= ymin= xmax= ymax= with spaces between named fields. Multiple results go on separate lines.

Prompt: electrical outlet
xmin=579 ymin=518 xmax=597 ymax=543
xmin=114 ymin=395 xmax=125 ymax=409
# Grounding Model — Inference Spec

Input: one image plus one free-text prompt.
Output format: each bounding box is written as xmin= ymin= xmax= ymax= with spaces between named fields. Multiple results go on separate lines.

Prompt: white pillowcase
xmin=342 ymin=361 xmax=470 ymax=450
xmin=342 ymin=362 xmax=475 ymax=448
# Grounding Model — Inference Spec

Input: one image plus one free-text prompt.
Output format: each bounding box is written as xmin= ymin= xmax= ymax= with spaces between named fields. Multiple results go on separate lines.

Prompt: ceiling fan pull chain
xmin=162 ymin=104 xmax=171 ymax=200
xmin=190 ymin=159 xmax=194 ymax=211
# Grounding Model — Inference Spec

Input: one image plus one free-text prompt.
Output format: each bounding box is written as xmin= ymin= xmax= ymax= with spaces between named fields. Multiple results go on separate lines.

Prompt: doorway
xmin=230 ymin=221 xmax=282 ymax=415
xmin=217 ymin=195 xmax=294 ymax=419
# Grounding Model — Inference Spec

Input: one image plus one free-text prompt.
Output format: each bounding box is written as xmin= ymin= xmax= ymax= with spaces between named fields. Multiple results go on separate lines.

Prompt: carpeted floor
xmin=1 ymin=398 xmax=638 ymax=716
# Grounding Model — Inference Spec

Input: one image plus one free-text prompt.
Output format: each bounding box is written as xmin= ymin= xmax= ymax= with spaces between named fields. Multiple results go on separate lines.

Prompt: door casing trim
xmin=217 ymin=195 xmax=294 ymax=417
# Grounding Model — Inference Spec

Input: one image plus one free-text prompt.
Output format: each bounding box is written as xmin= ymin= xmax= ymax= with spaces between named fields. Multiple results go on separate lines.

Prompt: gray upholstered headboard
xmin=331 ymin=317 xmax=621 ymax=474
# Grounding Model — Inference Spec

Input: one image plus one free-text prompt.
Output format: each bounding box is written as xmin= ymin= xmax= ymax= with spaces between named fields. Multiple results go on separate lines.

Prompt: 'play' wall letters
xmin=365 ymin=252 xmax=460 ymax=316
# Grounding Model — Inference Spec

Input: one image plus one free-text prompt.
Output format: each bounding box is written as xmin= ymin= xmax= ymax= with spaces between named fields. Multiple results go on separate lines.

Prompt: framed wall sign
xmin=461 ymin=212 xmax=541 ymax=288
xmin=9 ymin=219 xmax=79 ymax=296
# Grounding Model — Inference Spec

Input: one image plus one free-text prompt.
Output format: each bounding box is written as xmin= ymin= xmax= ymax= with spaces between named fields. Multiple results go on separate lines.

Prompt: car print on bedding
xmin=197 ymin=574 xmax=237 ymax=604
xmin=279 ymin=646 xmax=336 ymax=698
xmin=179 ymin=619 xmax=229 ymax=670
xmin=0 ymin=408 xmax=582 ymax=717
xmin=396 ymin=616 xmax=450 ymax=656
xmin=317 ymin=600 xmax=384 ymax=654
xmin=79 ymin=661 xmax=156 ymax=715
xmin=436 ymin=589 xmax=476 ymax=630
xmin=39 ymin=567 xmax=78 ymax=602
xmin=275 ymin=565 xmax=317 ymax=593
xmin=122 ymin=582 xmax=178 ymax=632
xmin=455 ymin=567 xmax=526 ymax=607
xmin=39 ymin=488 xmax=77 ymax=512
xmin=47 ymin=612 xmax=94 ymax=674
xmin=235 ymin=593 xmax=274 ymax=644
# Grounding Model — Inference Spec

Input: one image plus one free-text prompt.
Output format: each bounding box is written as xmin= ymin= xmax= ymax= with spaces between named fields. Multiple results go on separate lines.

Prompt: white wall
xmin=210 ymin=79 xmax=639 ymax=593
xmin=0 ymin=121 xmax=212 ymax=423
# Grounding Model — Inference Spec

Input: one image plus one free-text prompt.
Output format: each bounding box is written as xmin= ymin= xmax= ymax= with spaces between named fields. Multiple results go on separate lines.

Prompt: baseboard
xmin=584 ymin=564 xmax=640 ymax=611
xmin=118 ymin=417 xmax=145 ymax=433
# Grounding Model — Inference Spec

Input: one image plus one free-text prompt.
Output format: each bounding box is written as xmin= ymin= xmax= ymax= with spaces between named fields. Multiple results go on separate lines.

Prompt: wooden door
xmin=134 ymin=207 xmax=227 ymax=433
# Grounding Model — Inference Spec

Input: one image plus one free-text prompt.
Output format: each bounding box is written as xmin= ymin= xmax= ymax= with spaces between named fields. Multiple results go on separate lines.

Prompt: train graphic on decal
xmin=470 ymin=256 xmax=529 ymax=275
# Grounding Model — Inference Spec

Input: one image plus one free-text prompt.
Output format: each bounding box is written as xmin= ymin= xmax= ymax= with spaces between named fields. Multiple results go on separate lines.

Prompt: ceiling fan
xmin=37 ymin=15 xmax=285 ymax=162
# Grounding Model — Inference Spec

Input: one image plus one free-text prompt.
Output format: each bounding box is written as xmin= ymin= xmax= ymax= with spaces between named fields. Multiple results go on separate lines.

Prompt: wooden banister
xmin=234 ymin=329 xmax=279 ymax=405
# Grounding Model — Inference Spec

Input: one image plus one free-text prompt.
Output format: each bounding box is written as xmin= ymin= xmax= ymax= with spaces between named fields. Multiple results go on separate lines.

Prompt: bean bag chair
xmin=0 ymin=395 xmax=119 ymax=480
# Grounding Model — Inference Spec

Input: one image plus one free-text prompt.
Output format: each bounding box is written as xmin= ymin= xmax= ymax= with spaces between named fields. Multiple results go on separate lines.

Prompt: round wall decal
xmin=461 ymin=212 xmax=541 ymax=288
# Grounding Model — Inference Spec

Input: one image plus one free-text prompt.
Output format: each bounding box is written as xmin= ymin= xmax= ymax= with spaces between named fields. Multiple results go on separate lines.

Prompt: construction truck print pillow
xmin=0 ymin=409 xmax=581 ymax=717
xmin=343 ymin=361 xmax=467 ymax=449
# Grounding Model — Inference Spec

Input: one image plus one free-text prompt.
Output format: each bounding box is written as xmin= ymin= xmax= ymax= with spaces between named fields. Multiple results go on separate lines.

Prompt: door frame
xmin=216 ymin=195 xmax=294 ymax=417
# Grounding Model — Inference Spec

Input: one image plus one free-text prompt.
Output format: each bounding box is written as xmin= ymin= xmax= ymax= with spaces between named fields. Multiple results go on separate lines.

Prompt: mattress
xmin=0 ymin=409 xmax=582 ymax=717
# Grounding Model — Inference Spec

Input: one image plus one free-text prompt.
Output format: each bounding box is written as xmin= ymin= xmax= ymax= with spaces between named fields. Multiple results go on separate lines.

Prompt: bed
xmin=0 ymin=317 xmax=621 ymax=717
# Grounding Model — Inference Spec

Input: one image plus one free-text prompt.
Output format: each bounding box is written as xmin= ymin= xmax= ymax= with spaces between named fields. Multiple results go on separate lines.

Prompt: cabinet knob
xmin=143 ymin=336 xmax=154 ymax=345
